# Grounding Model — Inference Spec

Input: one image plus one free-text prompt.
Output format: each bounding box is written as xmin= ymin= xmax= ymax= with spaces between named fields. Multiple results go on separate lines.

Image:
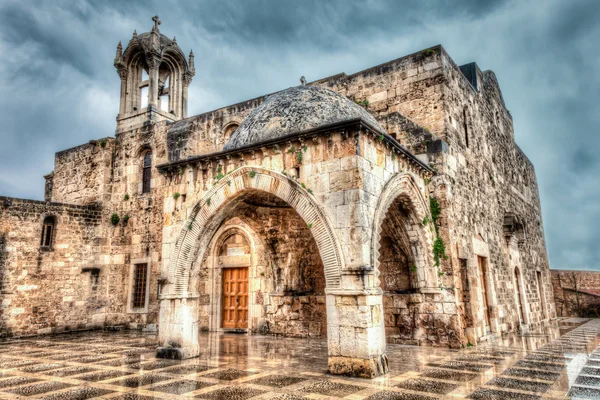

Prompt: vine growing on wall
xmin=214 ymin=164 xmax=225 ymax=182
xmin=429 ymin=197 xmax=448 ymax=267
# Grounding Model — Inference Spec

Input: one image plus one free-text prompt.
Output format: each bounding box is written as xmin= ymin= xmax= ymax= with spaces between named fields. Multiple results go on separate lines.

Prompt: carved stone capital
xmin=116 ymin=66 xmax=128 ymax=80
xmin=147 ymin=56 xmax=161 ymax=70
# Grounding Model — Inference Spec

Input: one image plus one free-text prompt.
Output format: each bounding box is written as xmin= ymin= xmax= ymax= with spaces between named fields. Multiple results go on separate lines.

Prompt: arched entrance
xmin=158 ymin=167 xmax=388 ymax=377
xmin=198 ymin=202 xmax=327 ymax=337
xmin=371 ymin=173 xmax=445 ymax=345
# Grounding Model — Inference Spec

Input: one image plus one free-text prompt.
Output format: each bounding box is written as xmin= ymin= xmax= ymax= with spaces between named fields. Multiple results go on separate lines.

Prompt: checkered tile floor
xmin=0 ymin=319 xmax=598 ymax=399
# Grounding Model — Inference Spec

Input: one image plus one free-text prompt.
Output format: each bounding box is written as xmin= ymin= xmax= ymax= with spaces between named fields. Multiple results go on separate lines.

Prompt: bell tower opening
xmin=113 ymin=16 xmax=195 ymax=129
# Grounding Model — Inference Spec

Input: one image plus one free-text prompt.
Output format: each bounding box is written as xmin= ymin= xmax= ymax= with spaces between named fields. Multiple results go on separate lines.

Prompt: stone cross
xmin=300 ymin=76 xmax=306 ymax=86
xmin=152 ymin=16 xmax=161 ymax=30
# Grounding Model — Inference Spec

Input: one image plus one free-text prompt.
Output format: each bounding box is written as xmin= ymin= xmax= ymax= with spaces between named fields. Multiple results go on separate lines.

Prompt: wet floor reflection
xmin=0 ymin=318 xmax=597 ymax=398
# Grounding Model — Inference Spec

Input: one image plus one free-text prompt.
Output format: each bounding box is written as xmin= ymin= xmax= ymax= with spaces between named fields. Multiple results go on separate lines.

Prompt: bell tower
xmin=114 ymin=16 xmax=195 ymax=131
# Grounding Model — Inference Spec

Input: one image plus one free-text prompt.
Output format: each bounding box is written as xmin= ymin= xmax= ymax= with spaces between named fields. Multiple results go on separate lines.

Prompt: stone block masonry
xmin=0 ymin=197 xmax=105 ymax=337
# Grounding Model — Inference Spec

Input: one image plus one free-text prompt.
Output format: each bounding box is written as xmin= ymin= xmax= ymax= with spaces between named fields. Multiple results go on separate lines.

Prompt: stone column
xmin=182 ymin=77 xmax=191 ymax=118
xmin=148 ymin=57 xmax=160 ymax=108
xmin=156 ymin=297 xmax=200 ymax=359
xmin=117 ymin=68 xmax=128 ymax=115
xmin=326 ymin=287 xmax=389 ymax=378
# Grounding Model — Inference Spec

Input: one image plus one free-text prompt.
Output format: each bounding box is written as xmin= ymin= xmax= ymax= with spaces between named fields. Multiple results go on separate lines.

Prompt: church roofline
xmin=169 ymin=44 xmax=455 ymax=126
xmin=157 ymin=117 xmax=434 ymax=174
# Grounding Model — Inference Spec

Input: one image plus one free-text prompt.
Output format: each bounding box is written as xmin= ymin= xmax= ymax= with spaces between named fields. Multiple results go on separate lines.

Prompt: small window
xmin=90 ymin=269 xmax=100 ymax=291
xmin=463 ymin=107 xmax=469 ymax=148
xmin=131 ymin=263 xmax=148 ymax=309
xmin=40 ymin=216 xmax=56 ymax=249
xmin=142 ymin=151 xmax=152 ymax=194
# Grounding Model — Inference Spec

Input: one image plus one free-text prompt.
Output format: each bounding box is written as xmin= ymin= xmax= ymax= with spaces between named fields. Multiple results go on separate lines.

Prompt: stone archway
xmin=158 ymin=166 xmax=388 ymax=377
xmin=371 ymin=173 xmax=437 ymax=291
xmin=167 ymin=166 xmax=344 ymax=297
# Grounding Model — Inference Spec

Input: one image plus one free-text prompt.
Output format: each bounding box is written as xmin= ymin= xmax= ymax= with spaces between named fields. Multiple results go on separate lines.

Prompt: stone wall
xmin=430 ymin=50 xmax=554 ymax=341
xmin=0 ymin=197 xmax=105 ymax=337
xmin=51 ymin=139 xmax=115 ymax=205
xmin=552 ymin=270 xmax=600 ymax=317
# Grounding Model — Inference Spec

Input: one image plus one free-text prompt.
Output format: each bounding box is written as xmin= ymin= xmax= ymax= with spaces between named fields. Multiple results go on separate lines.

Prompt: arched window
xmin=142 ymin=151 xmax=152 ymax=194
xmin=40 ymin=216 xmax=56 ymax=249
xmin=223 ymin=123 xmax=239 ymax=143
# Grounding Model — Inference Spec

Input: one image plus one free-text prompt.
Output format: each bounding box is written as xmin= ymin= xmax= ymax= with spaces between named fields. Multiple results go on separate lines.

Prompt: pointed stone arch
xmin=167 ymin=166 xmax=344 ymax=297
xmin=371 ymin=172 xmax=438 ymax=291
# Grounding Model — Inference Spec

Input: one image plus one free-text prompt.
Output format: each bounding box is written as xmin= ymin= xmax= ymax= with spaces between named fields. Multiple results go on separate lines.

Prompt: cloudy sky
xmin=0 ymin=0 xmax=598 ymax=270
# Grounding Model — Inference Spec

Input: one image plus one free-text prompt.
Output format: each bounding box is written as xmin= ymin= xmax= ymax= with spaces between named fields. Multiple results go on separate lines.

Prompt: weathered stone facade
xmin=0 ymin=18 xmax=554 ymax=378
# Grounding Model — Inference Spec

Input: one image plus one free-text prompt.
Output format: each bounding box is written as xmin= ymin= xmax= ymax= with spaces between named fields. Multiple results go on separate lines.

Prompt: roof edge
xmin=157 ymin=118 xmax=433 ymax=174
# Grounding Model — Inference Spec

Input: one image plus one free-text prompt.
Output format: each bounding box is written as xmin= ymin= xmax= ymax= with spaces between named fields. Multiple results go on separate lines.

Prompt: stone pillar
xmin=156 ymin=297 xmax=200 ymax=359
xmin=148 ymin=57 xmax=160 ymax=107
xmin=117 ymin=68 xmax=128 ymax=115
xmin=182 ymin=79 xmax=190 ymax=118
xmin=326 ymin=289 xmax=389 ymax=378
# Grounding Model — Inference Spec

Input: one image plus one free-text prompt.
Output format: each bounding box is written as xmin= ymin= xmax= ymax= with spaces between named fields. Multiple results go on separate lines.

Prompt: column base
xmin=328 ymin=354 xmax=389 ymax=378
xmin=156 ymin=344 xmax=199 ymax=360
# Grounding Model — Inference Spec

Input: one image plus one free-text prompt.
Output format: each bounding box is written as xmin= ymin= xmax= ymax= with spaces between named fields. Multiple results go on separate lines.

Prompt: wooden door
xmin=222 ymin=267 xmax=248 ymax=329
xmin=477 ymin=256 xmax=491 ymax=332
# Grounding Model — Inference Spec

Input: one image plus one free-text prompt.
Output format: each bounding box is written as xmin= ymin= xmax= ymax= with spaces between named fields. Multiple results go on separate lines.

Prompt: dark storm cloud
xmin=0 ymin=2 xmax=94 ymax=77
xmin=0 ymin=0 xmax=598 ymax=271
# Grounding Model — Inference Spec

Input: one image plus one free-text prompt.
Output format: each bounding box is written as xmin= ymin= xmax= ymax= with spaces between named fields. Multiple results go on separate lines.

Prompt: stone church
xmin=0 ymin=18 xmax=555 ymax=377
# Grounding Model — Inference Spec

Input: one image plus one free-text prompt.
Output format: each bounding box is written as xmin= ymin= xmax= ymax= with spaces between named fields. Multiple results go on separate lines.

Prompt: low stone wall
xmin=383 ymin=292 xmax=461 ymax=347
xmin=263 ymin=295 xmax=326 ymax=338
xmin=552 ymin=269 xmax=600 ymax=317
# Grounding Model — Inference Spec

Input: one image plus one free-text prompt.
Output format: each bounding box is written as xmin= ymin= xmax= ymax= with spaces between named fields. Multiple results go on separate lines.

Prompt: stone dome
xmin=224 ymin=85 xmax=385 ymax=151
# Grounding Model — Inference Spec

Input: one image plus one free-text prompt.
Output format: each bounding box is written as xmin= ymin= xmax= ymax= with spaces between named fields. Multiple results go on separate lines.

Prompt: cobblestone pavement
xmin=0 ymin=319 xmax=599 ymax=399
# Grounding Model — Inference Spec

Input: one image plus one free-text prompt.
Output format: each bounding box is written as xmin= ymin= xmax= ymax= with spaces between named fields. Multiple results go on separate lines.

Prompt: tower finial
xmin=172 ymin=36 xmax=177 ymax=44
xmin=188 ymin=50 xmax=195 ymax=72
xmin=115 ymin=41 xmax=123 ymax=61
xmin=300 ymin=76 xmax=306 ymax=86
xmin=132 ymin=29 xmax=138 ymax=39
xmin=152 ymin=15 xmax=161 ymax=31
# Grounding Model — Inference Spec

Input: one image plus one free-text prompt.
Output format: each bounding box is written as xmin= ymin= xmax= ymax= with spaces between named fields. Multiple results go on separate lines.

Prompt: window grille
xmin=132 ymin=263 xmax=148 ymax=309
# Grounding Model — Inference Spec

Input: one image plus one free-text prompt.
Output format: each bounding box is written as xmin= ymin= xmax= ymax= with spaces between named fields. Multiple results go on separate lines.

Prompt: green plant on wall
xmin=98 ymin=138 xmax=107 ymax=148
xmin=123 ymin=194 xmax=129 ymax=201
xmin=214 ymin=164 xmax=225 ymax=182
xmin=249 ymin=170 xmax=256 ymax=178
xmin=110 ymin=213 xmax=120 ymax=226
xmin=429 ymin=197 xmax=448 ymax=267
xmin=122 ymin=215 xmax=130 ymax=224
xmin=173 ymin=192 xmax=180 ymax=200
